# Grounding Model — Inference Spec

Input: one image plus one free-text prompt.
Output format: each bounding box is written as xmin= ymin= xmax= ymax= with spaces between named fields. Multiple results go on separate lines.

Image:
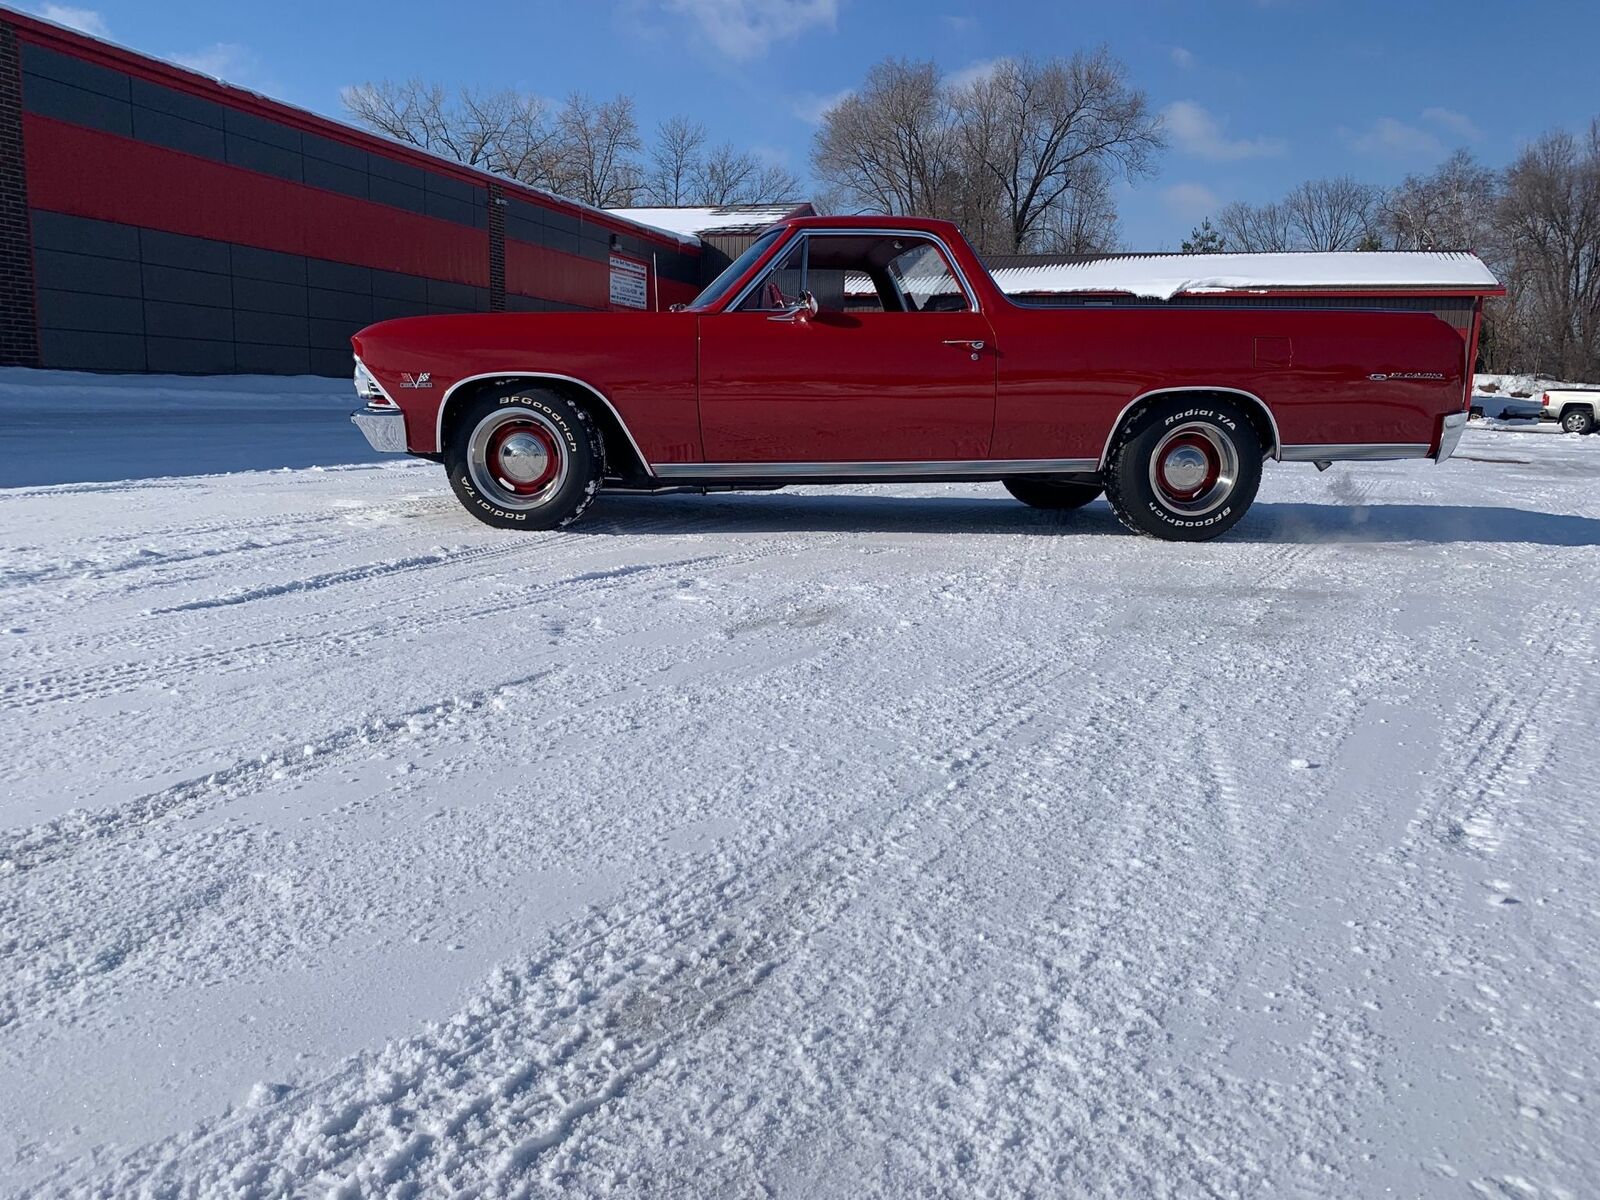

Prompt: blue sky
xmin=23 ymin=0 xmax=1600 ymax=248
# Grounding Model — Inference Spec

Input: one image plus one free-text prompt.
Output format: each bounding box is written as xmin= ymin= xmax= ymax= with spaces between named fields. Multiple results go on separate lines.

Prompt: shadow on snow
xmin=579 ymin=493 xmax=1600 ymax=547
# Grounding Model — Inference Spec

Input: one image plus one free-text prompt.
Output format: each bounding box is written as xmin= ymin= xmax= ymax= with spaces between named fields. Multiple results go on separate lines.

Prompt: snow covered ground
xmin=2 ymin=423 xmax=1599 ymax=1197
xmin=0 ymin=370 xmax=379 ymax=487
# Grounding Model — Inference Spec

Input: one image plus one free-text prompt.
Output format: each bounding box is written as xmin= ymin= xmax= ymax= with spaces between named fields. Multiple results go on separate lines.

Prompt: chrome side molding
xmin=653 ymin=458 xmax=1099 ymax=480
xmin=1279 ymin=443 xmax=1431 ymax=463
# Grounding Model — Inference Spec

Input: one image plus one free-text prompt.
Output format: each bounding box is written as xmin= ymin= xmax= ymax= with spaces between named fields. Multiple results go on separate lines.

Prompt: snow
xmin=2 ymin=397 xmax=1599 ymax=1195
xmin=608 ymin=205 xmax=806 ymax=237
xmin=997 ymin=251 xmax=1500 ymax=300
xmin=0 ymin=369 xmax=382 ymax=486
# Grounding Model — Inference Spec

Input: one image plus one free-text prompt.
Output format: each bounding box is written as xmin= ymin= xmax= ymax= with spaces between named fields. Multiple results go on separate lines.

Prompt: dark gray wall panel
xmin=372 ymin=270 xmax=428 ymax=302
xmin=368 ymin=154 xmax=424 ymax=187
xmin=223 ymin=107 xmax=300 ymax=151
xmin=310 ymin=348 xmax=354 ymax=377
xmin=370 ymin=295 xmax=419 ymax=322
xmin=35 ymin=288 xmax=145 ymax=334
xmin=146 ymin=335 xmax=234 ymax=373
xmin=22 ymin=73 xmax=131 ymax=136
xmin=307 ymin=259 xmax=370 ymax=293
xmin=231 ymin=244 xmax=306 ymax=285
xmin=310 ymin=317 xmax=362 ymax=349
xmin=226 ymin=134 xmax=301 ymax=181
xmin=140 ymin=228 xmax=231 ymax=275
xmin=235 ymin=343 xmax=311 ymax=374
xmin=233 ymin=277 xmax=306 ymax=315
xmin=131 ymin=106 xmax=225 ymax=159
xmin=32 ymin=249 xmax=143 ymax=297
xmin=39 ymin=329 xmax=146 ymax=371
xmin=31 ymin=211 xmax=139 ymax=259
xmin=130 ymin=77 xmax=224 ymax=127
xmin=304 ymin=156 xmax=366 ymax=199
xmin=302 ymin=131 xmax=365 ymax=170
xmin=426 ymin=279 xmax=480 ymax=310
xmin=308 ymin=288 xmax=372 ymax=323
xmin=368 ymin=175 xmax=426 ymax=216
xmin=144 ymin=299 xmax=233 ymax=341
xmin=234 ymin=310 xmax=308 ymax=345
xmin=142 ymin=263 xmax=232 ymax=307
xmin=19 ymin=43 xmax=129 ymax=99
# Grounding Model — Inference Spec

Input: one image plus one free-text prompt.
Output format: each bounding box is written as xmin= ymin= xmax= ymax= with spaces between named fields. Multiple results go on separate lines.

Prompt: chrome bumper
xmin=351 ymin=409 xmax=408 ymax=453
xmin=1434 ymin=411 xmax=1468 ymax=463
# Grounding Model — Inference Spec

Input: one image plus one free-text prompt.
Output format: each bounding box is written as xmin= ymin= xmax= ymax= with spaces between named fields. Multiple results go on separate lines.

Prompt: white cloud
xmin=948 ymin=57 xmax=1008 ymax=90
xmin=33 ymin=4 xmax=109 ymax=37
xmin=1422 ymin=106 xmax=1480 ymax=142
xmin=664 ymin=0 xmax=838 ymax=60
xmin=1344 ymin=116 xmax=1443 ymax=159
xmin=939 ymin=14 xmax=978 ymax=34
xmin=791 ymin=87 xmax=852 ymax=125
xmin=1163 ymin=182 xmax=1220 ymax=221
xmin=1162 ymin=100 xmax=1286 ymax=161
xmin=1170 ymin=46 xmax=1194 ymax=68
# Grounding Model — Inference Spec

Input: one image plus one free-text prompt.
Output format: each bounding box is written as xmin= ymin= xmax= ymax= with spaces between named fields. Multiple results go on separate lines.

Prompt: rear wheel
xmin=1104 ymin=396 xmax=1263 ymax=541
xmin=1560 ymin=407 xmax=1596 ymax=435
xmin=1002 ymin=478 xmax=1103 ymax=510
xmin=445 ymin=388 xmax=603 ymax=530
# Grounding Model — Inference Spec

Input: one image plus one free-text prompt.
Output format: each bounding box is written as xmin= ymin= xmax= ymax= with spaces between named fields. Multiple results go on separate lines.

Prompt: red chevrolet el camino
xmin=350 ymin=215 xmax=1502 ymax=541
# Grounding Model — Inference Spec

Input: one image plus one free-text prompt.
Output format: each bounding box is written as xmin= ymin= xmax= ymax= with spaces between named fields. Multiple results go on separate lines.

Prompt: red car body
xmin=351 ymin=215 xmax=1501 ymax=499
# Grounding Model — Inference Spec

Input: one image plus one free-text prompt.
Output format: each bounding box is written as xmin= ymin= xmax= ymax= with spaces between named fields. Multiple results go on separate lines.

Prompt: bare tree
xmin=646 ymin=116 xmax=706 ymax=205
xmin=812 ymin=52 xmax=1156 ymax=254
xmin=1495 ymin=121 xmax=1600 ymax=378
xmin=344 ymin=80 xmax=528 ymax=170
xmin=1382 ymin=149 xmax=1498 ymax=252
xmin=1214 ymin=199 xmax=1294 ymax=252
xmin=1035 ymin=158 xmax=1120 ymax=253
xmin=1284 ymin=176 xmax=1384 ymax=250
xmin=689 ymin=143 xmax=800 ymax=205
xmin=952 ymin=52 xmax=1160 ymax=253
xmin=812 ymin=59 xmax=955 ymax=217
xmin=553 ymin=93 xmax=644 ymax=207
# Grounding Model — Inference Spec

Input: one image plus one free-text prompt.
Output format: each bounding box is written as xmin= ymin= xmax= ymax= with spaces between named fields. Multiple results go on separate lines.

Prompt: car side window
xmin=736 ymin=234 xmax=972 ymax=314
xmin=886 ymin=241 xmax=970 ymax=313
xmin=736 ymin=242 xmax=806 ymax=312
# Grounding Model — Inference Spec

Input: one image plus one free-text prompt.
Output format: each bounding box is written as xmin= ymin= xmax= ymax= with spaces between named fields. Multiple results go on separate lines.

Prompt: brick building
xmin=0 ymin=6 xmax=704 ymax=375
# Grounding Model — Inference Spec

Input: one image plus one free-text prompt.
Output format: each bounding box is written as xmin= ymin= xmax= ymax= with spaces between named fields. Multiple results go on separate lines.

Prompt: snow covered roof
xmin=608 ymin=204 xmax=813 ymax=238
xmin=992 ymin=252 xmax=1501 ymax=300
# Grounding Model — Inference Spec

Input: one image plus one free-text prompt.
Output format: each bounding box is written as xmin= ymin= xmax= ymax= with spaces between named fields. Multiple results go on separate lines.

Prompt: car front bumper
xmin=351 ymin=408 xmax=408 ymax=453
xmin=1435 ymin=411 xmax=1468 ymax=463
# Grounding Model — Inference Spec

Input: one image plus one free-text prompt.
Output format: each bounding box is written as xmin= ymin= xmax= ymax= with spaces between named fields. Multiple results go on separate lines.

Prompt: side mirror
xmin=767 ymin=290 xmax=819 ymax=323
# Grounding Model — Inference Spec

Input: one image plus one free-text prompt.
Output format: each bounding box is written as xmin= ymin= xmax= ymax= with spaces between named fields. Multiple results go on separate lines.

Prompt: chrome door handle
xmin=942 ymin=339 xmax=985 ymax=351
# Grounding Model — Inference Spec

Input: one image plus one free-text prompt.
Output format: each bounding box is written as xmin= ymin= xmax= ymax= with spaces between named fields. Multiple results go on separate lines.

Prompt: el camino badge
xmin=1369 ymin=371 xmax=1444 ymax=382
xmin=399 ymin=372 xmax=433 ymax=389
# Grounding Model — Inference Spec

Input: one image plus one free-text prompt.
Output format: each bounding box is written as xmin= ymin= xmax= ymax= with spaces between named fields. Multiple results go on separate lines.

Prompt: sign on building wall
xmin=609 ymin=254 xmax=649 ymax=310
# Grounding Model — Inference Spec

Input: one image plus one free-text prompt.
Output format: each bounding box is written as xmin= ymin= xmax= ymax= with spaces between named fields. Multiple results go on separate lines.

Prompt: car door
xmin=696 ymin=233 xmax=997 ymax=466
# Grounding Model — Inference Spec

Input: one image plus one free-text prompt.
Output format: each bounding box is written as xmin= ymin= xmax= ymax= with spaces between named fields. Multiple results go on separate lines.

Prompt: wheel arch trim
xmin=1097 ymin=385 xmax=1282 ymax=469
xmin=435 ymin=372 xmax=656 ymax=477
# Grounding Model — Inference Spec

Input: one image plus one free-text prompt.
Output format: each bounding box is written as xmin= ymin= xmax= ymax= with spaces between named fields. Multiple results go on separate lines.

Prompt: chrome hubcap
xmin=1148 ymin=422 xmax=1239 ymax=517
xmin=466 ymin=409 xmax=569 ymax=510
xmin=497 ymin=431 xmax=552 ymax=484
xmin=1160 ymin=444 xmax=1211 ymax=492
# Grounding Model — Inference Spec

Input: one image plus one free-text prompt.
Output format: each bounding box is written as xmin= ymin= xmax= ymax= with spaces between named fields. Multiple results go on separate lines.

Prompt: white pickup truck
xmin=1542 ymin=389 xmax=1600 ymax=434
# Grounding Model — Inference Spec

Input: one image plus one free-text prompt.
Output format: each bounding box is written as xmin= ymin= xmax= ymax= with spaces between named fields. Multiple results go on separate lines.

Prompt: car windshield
xmin=684 ymin=228 xmax=786 ymax=310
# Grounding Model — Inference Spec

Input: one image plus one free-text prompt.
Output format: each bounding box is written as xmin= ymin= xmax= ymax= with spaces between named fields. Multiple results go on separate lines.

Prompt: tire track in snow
xmin=0 ymin=670 xmax=557 ymax=879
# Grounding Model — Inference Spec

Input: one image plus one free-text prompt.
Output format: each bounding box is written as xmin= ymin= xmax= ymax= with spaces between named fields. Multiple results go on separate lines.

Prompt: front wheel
xmin=1560 ymin=407 xmax=1596 ymax=435
xmin=1003 ymin=478 xmax=1103 ymax=510
xmin=1103 ymin=396 xmax=1263 ymax=541
xmin=445 ymin=388 xmax=603 ymax=530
